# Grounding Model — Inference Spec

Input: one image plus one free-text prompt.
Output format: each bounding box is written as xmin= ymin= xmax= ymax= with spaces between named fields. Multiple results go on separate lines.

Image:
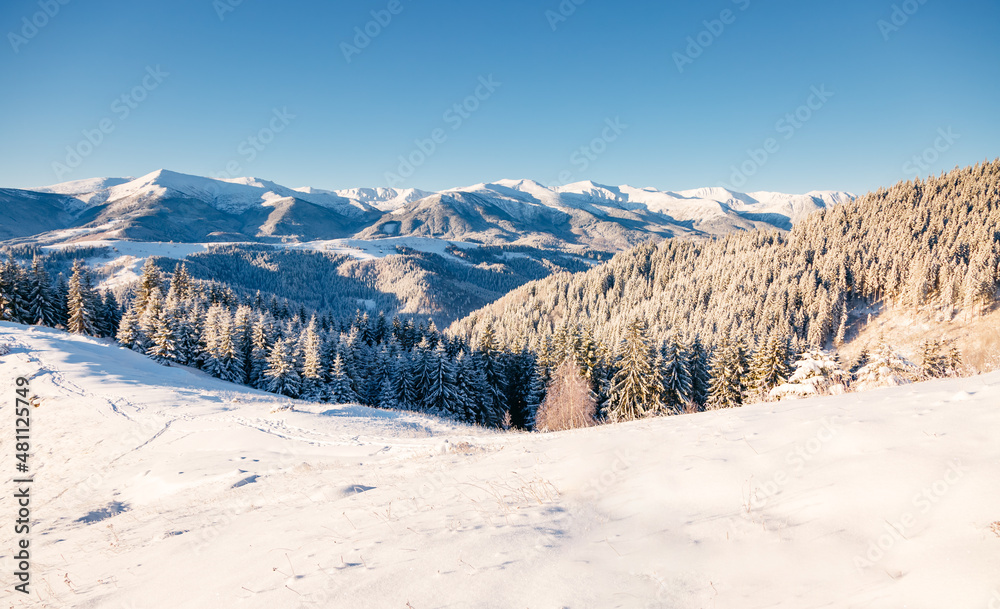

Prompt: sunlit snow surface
xmin=1 ymin=323 xmax=998 ymax=608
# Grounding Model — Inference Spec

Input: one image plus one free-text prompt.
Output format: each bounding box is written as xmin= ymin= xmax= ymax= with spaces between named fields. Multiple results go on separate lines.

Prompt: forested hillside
xmin=2 ymin=241 xmax=599 ymax=327
xmin=451 ymin=160 xmax=1000 ymax=355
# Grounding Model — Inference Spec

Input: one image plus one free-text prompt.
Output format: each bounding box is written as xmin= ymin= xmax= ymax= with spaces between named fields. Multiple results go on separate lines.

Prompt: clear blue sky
xmin=1 ymin=0 xmax=998 ymax=195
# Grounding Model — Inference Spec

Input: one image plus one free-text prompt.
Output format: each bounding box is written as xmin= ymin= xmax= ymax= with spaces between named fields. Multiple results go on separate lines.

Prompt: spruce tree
xmin=116 ymin=305 xmax=142 ymax=351
xmin=329 ymin=352 xmax=358 ymax=404
xmin=148 ymin=309 xmax=178 ymax=363
xmin=67 ymin=260 xmax=96 ymax=335
xmin=660 ymin=336 xmax=692 ymax=413
xmin=134 ymin=258 xmax=163 ymax=313
xmin=26 ymin=255 xmax=56 ymax=326
xmin=609 ymin=319 xmax=663 ymax=422
xmin=265 ymin=338 xmax=301 ymax=398
xmin=706 ymin=338 xmax=748 ymax=410
xmin=477 ymin=326 xmax=507 ymax=427
xmin=687 ymin=335 xmax=711 ymax=409
xmin=299 ymin=316 xmax=327 ymax=401
xmin=749 ymin=334 xmax=792 ymax=401
xmin=423 ymin=342 xmax=458 ymax=417
xmin=249 ymin=313 xmax=272 ymax=389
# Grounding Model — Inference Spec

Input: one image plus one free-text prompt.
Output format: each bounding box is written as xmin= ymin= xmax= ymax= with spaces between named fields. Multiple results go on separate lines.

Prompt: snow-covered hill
xmin=6 ymin=170 xmax=853 ymax=248
xmin=1 ymin=322 xmax=996 ymax=608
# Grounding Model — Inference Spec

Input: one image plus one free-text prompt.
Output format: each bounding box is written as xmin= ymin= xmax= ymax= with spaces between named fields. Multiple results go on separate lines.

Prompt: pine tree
xmin=748 ymin=334 xmax=792 ymax=401
xmin=231 ymin=306 xmax=254 ymax=384
xmin=478 ymin=326 xmax=507 ymax=427
xmin=687 ymin=335 xmax=711 ymax=409
xmin=116 ymin=305 xmax=142 ymax=350
xmin=0 ymin=258 xmax=29 ymax=324
xmin=854 ymin=338 xmax=921 ymax=390
xmin=378 ymin=352 xmax=404 ymax=411
xmin=265 ymin=338 xmax=301 ymax=397
xmin=524 ymin=361 xmax=548 ymax=430
xmin=249 ymin=313 xmax=272 ymax=389
xmin=660 ymin=336 xmax=692 ymax=413
xmin=299 ymin=316 xmax=327 ymax=401
xmin=609 ymin=319 xmax=663 ymax=422
xmin=706 ymin=338 xmax=748 ymax=410
xmin=329 ymin=352 xmax=358 ymax=404
xmin=134 ymin=258 xmax=163 ymax=313
xmin=148 ymin=308 xmax=178 ymax=363
xmin=409 ymin=340 xmax=433 ymax=410
xmin=453 ymin=352 xmax=482 ymax=424
xmin=921 ymin=340 xmax=946 ymax=378
xmin=770 ymin=348 xmax=849 ymax=400
xmin=138 ymin=287 xmax=166 ymax=351
xmin=102 ymin=291 xmax=121 ymax=337
xmin=25 ymin=255 xmax=56 ymax=326
xmin=423 ymin=343 xmax=458 ymax=417
xmin=67 ymin=260 xmax=96 ymax=335
xmin=168 ymin=263 xmax=193 ymax=301
xmin=52 ymin=274 xmax=69 ymax=328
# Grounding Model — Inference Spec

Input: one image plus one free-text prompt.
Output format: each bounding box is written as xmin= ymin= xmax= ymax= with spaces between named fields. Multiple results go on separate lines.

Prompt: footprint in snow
xmin=340 ymin=484 xmax=375 ymax=497
xmin=232 ymin=474 xmax=260 ymax=488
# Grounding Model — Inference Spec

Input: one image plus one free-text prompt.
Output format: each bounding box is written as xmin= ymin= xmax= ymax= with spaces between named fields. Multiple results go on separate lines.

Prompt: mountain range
xmin=1 ymin=169 xmax=853 ymax=250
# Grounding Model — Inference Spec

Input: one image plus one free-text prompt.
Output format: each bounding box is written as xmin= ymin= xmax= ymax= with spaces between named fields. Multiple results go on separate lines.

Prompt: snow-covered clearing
xmin=1 ymin=323 xmax=998 ymax=608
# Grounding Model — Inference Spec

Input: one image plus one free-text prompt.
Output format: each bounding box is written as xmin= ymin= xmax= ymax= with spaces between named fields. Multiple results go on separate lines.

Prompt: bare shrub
xmin=536 ymin=361 xmax=597 ymax=432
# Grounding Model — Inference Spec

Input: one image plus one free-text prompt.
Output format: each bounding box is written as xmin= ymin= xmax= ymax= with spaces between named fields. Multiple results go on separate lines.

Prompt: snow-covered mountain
xmin=360 ymin=178 xmax=853 ymax=248
xmin=4 ymin=170 xmax=853 ymax=248
xmin=3 ymin=321 xmax=997 ymax=608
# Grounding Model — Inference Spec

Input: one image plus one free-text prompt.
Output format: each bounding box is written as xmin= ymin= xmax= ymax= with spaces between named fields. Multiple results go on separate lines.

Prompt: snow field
xmin=1 ymin=323 xmax=998 ymax=608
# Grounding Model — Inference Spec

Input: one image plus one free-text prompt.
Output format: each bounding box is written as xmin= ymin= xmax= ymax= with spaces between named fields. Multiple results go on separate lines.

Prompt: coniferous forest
xmin=2 ymin=161 xmax=998 ymax=429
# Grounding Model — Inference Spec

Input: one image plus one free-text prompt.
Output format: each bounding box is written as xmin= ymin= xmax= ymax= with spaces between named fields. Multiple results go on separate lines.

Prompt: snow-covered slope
xmin=2 ymin=322 xmax=996 ymax=608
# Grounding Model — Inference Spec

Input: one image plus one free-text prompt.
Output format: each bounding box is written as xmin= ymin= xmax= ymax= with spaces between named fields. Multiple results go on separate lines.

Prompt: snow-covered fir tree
xmin=770 ymin=349 xmax=850 ymax=400
xmin=706 ymin=338 xmax=748 ymax=410
xmin=264 ymin=337 xmax=301 ymax=398
xmin=609 ymin=319 xmax=663 ymax=422
xmin=67 ymin=260 xmax=97 ymax=336
xmin=660 ymin=335 xmax=692 ymax=413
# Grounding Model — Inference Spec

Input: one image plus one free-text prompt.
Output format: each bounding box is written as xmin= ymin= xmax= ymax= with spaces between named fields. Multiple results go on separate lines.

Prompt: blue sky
xmin=1 ymin=0 xmax=998 ymax=195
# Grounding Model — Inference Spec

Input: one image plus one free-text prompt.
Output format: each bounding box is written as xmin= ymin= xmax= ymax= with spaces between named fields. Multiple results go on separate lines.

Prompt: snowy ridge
xmin=34 ymin=169 xmax=852 ymax=226
xmin=18 ymin=170 xmax=854 ymax=247
xmin=1 ymin=322 xmax=998 ymax=608
xmin=303 ymin=186 xmax=434 ymax=211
